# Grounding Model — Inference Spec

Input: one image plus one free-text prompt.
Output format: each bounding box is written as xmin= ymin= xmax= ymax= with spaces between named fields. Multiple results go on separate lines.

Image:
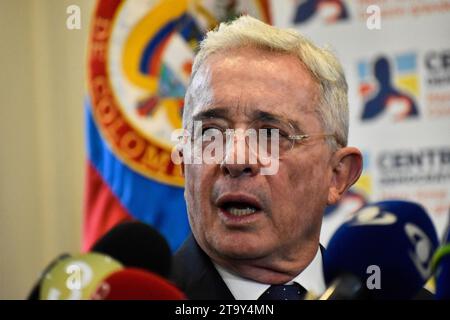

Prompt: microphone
xmin=90 ymin=221 xmax=172 ymax=278
xmin=34 ymin=221 xmax=174 ymax=299
xmin=432 ymin=229 xmax=450 ymax=299
xmin=91 ymin=268 xmax=186 ymax=300
xmin=39 ymin=252 xmax=123 ymax=300
xmin=322 ymin=200 xmax=439 ymax=299
xmin=27 ymin=253 xmax=71 ymax=299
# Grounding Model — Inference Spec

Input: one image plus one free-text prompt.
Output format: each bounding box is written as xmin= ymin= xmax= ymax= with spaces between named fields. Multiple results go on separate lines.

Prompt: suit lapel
xmin=171 ymin=234 xmax=235 ymax=300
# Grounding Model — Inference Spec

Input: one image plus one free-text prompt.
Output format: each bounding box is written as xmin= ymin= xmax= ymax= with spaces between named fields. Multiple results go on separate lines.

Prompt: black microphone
xmin=321 ymin=200 xmax=439 ymax=299
xmin=90 ymin=221 xmax=172 ymax=278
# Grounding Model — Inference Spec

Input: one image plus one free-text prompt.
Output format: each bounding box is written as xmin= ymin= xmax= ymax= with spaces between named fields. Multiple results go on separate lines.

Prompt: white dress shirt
xmin=214 ymin=247 xmax=326 ymax=300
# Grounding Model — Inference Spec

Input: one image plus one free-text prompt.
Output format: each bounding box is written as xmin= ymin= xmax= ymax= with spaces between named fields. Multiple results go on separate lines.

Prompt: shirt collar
xmin=214 ymin=247 xmax=326 ymax=300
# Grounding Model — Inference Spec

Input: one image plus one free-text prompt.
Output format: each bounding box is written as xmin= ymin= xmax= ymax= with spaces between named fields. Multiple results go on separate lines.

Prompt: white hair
xmin=184 ymin=15 xmax=349 ymax=148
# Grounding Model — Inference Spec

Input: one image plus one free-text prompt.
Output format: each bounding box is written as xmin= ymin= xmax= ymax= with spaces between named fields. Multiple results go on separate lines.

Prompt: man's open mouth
xmin=216 ymin=194 xmax=262 ymax=218
xmin=221 ymin=202 xmax=258 ymax=216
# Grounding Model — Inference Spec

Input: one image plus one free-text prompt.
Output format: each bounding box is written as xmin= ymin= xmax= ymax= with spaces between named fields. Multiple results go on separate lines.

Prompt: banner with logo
xmin=270 ymin=0 xmax=450 ymax=243
xmin=84 ymin=0 xmax=271 ymax=251
xmin=85 ymin=0 xmax=449 ymax=251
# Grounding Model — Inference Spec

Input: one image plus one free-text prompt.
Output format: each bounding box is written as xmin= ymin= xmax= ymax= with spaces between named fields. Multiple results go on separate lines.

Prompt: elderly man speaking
xmin=171 ymin=15 xmax=362 ymax=300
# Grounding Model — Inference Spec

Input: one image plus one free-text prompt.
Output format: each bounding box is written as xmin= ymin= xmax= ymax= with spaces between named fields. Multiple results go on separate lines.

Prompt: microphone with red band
xmin=91 ymin=268 xmax=186 ymax=300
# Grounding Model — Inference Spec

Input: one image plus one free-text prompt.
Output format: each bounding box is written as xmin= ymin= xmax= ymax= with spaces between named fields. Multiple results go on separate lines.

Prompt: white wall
xmin=0 ymin=0 xmax=94 ymax=299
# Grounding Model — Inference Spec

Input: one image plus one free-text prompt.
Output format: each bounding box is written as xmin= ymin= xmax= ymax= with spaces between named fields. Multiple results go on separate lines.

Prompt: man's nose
xmin=220 ymin=130 xmax=259 ymax=178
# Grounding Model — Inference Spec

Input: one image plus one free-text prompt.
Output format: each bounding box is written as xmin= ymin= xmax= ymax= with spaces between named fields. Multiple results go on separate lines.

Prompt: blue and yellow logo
xmin=293 ymin=0 xmax=349 ymax=25
xmin=359 ymin=53 xmax=420 ymax=122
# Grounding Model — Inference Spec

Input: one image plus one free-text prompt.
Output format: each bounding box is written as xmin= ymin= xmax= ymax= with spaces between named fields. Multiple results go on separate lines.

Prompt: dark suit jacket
xmin=170 ymin=234 xmax=434 ymax=300
xmin=170 ymin=234 xmax=327 ymax=300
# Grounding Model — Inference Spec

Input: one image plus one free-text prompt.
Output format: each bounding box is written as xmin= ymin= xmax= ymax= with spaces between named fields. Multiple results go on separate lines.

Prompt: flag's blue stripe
xmin=85 ymin=99 xmax=190 ymax=251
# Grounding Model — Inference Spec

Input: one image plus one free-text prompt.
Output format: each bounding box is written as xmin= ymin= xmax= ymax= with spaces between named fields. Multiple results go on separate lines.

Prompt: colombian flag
xmin=84 ymin=0 xmax=272 ymax=252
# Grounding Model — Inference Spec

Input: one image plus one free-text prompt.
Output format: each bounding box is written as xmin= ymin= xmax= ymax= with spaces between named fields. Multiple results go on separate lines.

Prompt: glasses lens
xmin=248 ymin=120 xmax=295 ymax=159
xmin=185 ymin=119 xmax=297 ymax=163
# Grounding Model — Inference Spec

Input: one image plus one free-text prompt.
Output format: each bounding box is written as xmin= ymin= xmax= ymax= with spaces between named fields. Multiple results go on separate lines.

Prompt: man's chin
xmin=220 ymin=250 xmax=263 ymax=260
xmin=210 ymin=237 xmax=271 ymax=261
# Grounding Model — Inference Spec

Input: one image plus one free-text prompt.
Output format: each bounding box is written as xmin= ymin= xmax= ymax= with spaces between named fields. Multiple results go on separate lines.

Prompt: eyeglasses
xmin=179 ymin=118 xmax=337 ymax=162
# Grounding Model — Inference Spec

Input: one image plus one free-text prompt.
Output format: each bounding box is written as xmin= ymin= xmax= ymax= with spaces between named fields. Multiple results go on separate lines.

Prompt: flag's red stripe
xmin=83 ymin=160 xmax=133 ymax=252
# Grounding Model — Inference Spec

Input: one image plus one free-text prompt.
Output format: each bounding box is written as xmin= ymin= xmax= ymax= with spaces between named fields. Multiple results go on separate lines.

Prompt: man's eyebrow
xmin=190 ymin=108 xmax=303 ymax=132
xmin=251 ymin=110 xmax=302 ymax=132
xmin=192 ymin=108 xmax=230 ymax=121
xmin=252 ymin=110 xmax=283 ymax=123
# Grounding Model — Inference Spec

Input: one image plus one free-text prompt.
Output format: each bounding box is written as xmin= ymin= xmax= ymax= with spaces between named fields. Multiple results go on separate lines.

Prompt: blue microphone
xmin=323 ymin=200 xmax=439 ymax=299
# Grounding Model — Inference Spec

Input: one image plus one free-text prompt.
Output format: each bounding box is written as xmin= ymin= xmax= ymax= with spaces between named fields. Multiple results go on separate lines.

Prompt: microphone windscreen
xmin=324 ymin=200 xmax=439 ymax=299
xmin=39 ymin=252 xmax=122 ymax=300
xmin=91 ymin=221 xmax=171 ymax=278
xmin=91 ymin=268 xmax=186 ymax=300
xmin=27 ymin=253 xmax=71 ymax=300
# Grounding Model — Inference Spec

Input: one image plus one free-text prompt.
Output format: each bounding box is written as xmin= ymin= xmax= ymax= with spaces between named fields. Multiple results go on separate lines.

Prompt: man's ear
xmin=327 ymin=147 xmax=363 ymax=205
xmin=178 ymin=145 xmax=185 ymax=177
